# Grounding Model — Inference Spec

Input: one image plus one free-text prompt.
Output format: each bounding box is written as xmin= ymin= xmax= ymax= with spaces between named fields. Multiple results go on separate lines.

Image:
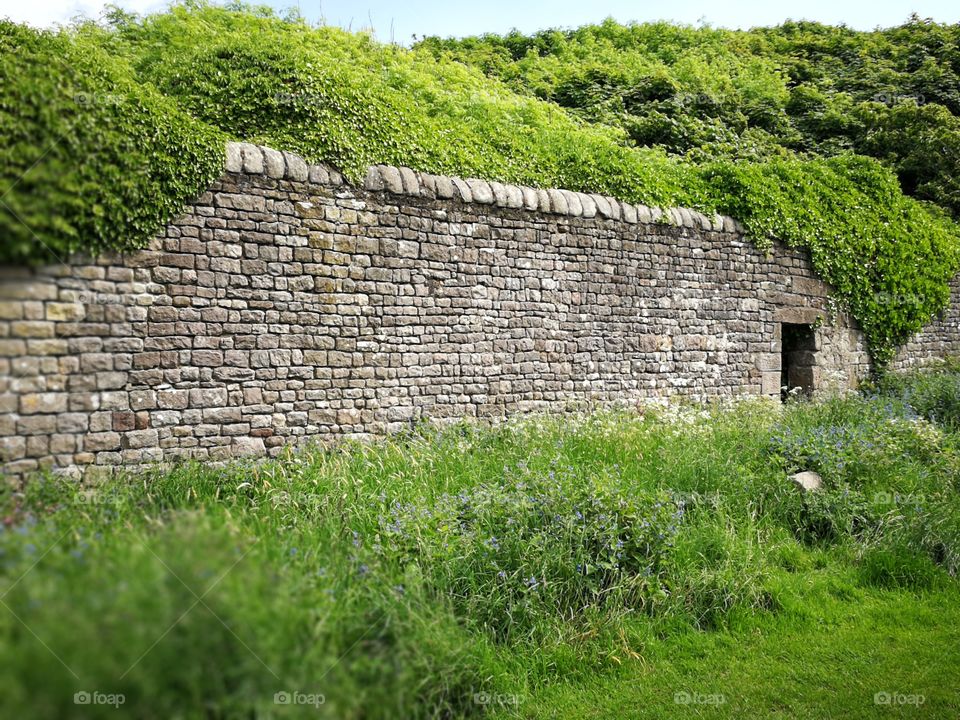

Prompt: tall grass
xmin=1 ymin=373 xmax=958 ymax=717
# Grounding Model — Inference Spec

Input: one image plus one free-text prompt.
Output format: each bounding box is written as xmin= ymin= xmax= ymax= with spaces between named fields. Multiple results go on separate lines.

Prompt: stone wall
xmin=890 ymin=277 xmax=960 ymax=370
xmin=0 ymin=143 xmax=878 ymax=481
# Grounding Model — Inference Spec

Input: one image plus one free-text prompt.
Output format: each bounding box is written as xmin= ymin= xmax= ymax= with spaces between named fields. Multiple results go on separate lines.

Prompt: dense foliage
xmin=2 ymin=368 xmax=959 ymax=716
xmin=2 ymin=4 xmax=959 ymax=361
xmin=0 ymin=20 xmax=225 ymax=264
xmin=419 ymin=18 xmax=960 ymax=215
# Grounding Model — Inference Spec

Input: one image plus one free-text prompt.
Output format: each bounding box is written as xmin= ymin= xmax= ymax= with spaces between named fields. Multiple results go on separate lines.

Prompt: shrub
xmin=0 ymin=21 xmax=224 ymax=265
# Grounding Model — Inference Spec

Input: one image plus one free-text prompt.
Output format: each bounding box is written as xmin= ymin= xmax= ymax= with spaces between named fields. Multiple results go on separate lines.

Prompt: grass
xmin=492 ymin=572 xmax=960 ymax=718
xmin=1 ymin=369 xmax=959 ymax=717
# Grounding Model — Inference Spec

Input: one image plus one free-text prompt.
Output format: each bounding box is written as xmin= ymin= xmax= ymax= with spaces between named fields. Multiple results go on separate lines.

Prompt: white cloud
xmin=0 ymin=0 xmax=166 ymax=28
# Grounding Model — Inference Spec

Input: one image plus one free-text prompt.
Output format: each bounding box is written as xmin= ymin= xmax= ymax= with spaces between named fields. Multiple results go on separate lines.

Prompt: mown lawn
xmin=1 ymin=365 xmax=958 ymax=718
xmin=493 ymin=570 xmax=959 ymax=718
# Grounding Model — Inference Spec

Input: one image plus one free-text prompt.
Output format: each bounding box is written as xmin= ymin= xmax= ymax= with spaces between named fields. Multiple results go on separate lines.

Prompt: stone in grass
xmin=789 ymin=471 xmax=823 ymax=492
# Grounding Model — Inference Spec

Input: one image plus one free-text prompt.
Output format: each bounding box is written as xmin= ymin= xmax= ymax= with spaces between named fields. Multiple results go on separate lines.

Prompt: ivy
xmin=1 ymin=5 xmax=959 ymax=365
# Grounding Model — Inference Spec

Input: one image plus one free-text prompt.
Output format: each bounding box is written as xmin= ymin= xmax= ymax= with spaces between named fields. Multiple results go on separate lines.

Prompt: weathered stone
xmin=547 ymin=189 xmax=568 ymax=215
xmin=466 ymin=179 xmax=494 ymax=204
xmin=263 ymin=147 xmax=286 ymax=178
xmin=283 ymin=151 xmax=309 ymax=182
xmin=789 ymin=471 xmax=823 ymax=492
xmin=225 ymin=142 xmax=243 ymax=173
xmin=433 ymin=175 xmax=454 ymax=199
xmin=85 ymin=432 xmax=121 ymax=452
xmin=240 ymin=143 xmax=264 ymax=174
xmin=397 ymin=167 xmax=420 ymax=195
xmin=380 ymin=165 xmax=404 ymax=194
xmin=363 ymin=166 xmax=385 ymax=192
xmin=46 ymin=303 xmax=86 ymax=322
xmin=20 ymin=393 xmax=67 ymax=415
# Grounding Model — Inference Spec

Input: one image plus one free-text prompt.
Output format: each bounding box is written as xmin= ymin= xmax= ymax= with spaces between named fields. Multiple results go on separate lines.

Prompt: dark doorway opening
xmin=781 ymin=323 xmax=816 ymax=400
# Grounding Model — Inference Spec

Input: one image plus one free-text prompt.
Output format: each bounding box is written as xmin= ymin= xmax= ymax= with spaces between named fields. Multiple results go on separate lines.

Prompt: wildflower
xmin=497 ymin=570 xmax=507 ymax=580
xmin=486 ymin=536 xmax=500 ymax=551
xmin=358 ymin=564 xmax=369 ymax=577
xmin=524 ymin=576 xmax=539 ymax=589
xmin=393 ymin=584 xmax=405 ymax=595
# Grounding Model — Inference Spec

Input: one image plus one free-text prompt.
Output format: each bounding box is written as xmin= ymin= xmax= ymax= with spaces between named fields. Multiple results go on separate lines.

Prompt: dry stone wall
xmin=0 ymin=142 xmax=890 ymax=481
xmin=891 ymin=278 xmax=960 ymax=370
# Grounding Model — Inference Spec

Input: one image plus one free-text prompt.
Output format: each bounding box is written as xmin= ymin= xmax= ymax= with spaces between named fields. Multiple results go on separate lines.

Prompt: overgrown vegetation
xmin=2 ymin=4 xmax=960 ymax=362
xmin=2 ymin=366 xmax=959 ymax=717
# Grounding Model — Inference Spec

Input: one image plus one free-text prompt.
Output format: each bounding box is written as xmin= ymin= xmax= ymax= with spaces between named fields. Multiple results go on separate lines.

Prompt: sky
xmin=3 ymin=0 xmax=959 ymax=40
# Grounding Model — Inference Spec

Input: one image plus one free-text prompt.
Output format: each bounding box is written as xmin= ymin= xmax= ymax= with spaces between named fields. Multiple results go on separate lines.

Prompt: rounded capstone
xmin=489 ymin=181 xmax=509 ymax=207
xmin=591 ymin=194 xmax=611 ymax=218
xmin=561 ymin=190 xmax=582 ymax=217
xmin=579 ymin=194 xmax=597 ymax=218
xmin=363 ymin=166 xmax=384 ymax=191
xmin=434 ymin=175 xmax=455 ymax=199
xmin=240 ymin=144 xmax=264 ymax=174
xmin=283 ymin=151 xmax=309 ymax=182
xmin=263 ymin=147 xmax=285 ymax=179
xmin=620 ymin=202 xmax=638 ymax=223
xmin=636 ymin=205 xmax=653 ymax=224
xmin=225 ymin=143 xmax=243 ymax=173
xmin=379 ymin=165 xmax=404 ymax=194
xmin=547 ymin=189 xmax=568 ymax=215
xmin=504 ymin=185 xmax=524 ymax=209
xmin=521 ymin=186 xmax=539 ymax=211
xmin=309 ymin=164 xmax=331 ymax=185
xmin=419 ymin=173 xmax=437 ymax=199
xmin=451 ymin=177 xmax=473 ymax=202
xmin=536 ymin=189 xmax=552 ymax=212
xmin=398 ymin=167 xmax=420 ymax=195
xmin=467 ymin=179 xmax=494 ymax=204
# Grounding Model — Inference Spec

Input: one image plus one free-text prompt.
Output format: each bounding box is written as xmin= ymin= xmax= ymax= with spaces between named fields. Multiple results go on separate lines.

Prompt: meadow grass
xmin=1 ymin=371 xmax=958 ymax=718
